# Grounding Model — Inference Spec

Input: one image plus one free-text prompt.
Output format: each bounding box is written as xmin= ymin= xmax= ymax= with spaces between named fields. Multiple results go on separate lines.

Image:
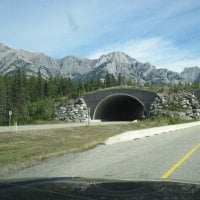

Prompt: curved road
xmin=2 ymin=125 xmax=200 ymax=183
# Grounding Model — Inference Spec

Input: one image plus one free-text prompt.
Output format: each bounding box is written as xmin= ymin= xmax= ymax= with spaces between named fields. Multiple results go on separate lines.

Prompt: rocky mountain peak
xmin=181 ymin=66 xmax=200 ymax=82
xmin=0 ymin=42 xmax=11 ymax=50
xmin=0 ymin=43 xmax=13 ymax=59
xmin=99 ymin=51 xmax=136 ymax=64
xmin=0 ymin=42 xmax=199 ymax=84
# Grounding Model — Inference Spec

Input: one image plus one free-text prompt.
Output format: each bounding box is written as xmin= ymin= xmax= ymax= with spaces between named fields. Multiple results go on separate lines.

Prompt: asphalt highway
xmin=1 ymin=125 xmax=200 ymax=183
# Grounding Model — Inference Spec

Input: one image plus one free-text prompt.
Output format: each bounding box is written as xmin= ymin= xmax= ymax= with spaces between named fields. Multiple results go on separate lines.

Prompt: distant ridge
xmin=0 ymin=42 xmax=199 ymax=84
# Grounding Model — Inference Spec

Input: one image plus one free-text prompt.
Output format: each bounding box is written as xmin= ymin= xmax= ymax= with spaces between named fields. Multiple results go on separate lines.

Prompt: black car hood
xmin=0 ymin=177 xmax=200 ymax=200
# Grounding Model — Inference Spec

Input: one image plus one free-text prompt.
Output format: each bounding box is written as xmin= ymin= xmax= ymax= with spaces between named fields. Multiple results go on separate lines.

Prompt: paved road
xmin=0 ymin=121 xmax=129 ymax=132
xmin=2 ymin=125 xmax=200 ymax=183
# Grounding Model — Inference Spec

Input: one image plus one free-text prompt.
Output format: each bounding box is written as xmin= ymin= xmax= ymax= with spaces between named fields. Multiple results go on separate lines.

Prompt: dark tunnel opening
xmin=94 ymin=94 xmax=145 ymax=121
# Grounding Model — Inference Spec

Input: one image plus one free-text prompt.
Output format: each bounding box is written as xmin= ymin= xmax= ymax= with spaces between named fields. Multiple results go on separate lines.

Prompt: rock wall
xmin=55 ymin=98 xmax=89 ymax=122
xmin=149 ymin=93 xmax=200 ymax=120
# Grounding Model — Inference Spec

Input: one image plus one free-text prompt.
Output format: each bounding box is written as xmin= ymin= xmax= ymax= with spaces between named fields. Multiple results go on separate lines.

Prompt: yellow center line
xmin=161 ymin=143 xmax=200 ymax=179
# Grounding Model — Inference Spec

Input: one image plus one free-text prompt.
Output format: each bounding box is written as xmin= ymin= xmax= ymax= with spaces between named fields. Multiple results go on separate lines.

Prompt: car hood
xmin=0 ymin=177 xmax=200 ymax=200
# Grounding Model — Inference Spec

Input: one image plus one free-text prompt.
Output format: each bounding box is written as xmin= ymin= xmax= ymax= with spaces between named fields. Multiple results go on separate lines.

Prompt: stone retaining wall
xmin=149 ymin=92 xmax=200 ymax=120
xmin=55 ymin=98 xmax=89 ymax=122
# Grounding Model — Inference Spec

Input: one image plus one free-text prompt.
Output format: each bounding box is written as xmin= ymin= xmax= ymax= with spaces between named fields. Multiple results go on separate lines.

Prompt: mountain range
xmin=0 ymin=42 xmax=200 ymax=84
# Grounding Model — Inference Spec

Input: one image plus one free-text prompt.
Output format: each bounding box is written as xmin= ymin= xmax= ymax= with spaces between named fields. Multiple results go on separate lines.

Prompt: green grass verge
xmin=0 ymin=117 xmax=190 ymax=175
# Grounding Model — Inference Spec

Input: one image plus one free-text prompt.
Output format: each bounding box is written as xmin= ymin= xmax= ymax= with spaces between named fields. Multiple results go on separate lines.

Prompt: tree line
xmin=0 ymin=70 xmax=129 ymax=125
xmin=0 ymin=69 xmax=199 ymax=125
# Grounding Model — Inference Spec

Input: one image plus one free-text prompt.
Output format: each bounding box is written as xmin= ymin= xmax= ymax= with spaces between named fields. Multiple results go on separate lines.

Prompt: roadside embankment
xmin=104 ymin=121 xmax=200 ymax=145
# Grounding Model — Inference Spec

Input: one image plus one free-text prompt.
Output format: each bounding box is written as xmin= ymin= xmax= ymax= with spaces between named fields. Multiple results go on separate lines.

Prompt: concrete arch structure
xmin=93 ymin=94 xmax=145 ymax=121
xmin=83 ymin=88 xmax=158 ymax=121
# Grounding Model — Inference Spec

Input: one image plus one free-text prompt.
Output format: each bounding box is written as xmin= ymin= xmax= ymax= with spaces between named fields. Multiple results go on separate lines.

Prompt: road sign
xmin=9 ymin=111 xmax=12 ymax=126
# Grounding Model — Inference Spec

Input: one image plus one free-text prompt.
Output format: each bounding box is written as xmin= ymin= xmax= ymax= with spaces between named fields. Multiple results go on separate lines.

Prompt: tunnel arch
xmin=93 ymin=94 xmax=146 ymax=121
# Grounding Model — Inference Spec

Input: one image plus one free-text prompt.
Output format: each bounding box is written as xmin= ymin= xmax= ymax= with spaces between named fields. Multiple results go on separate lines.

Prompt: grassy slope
xmin=0 ymin=117 xmax=189 ymax=175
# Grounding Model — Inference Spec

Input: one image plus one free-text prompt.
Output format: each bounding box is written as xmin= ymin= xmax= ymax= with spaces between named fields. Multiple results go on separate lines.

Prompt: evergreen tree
xmin=36 ymin=70 xmax=44 ymax=99
xmin=0 ymin=76 xmax=8 ymax=125
xmin=11 ymin=69 xmax=28 ymax=123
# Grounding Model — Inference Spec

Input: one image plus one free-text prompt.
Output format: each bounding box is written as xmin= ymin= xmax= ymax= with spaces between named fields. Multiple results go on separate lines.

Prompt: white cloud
xmin=88 ymin=37 xmax=200 ymax=72
xmin=1 ymin=0 xmax=200 ymax=68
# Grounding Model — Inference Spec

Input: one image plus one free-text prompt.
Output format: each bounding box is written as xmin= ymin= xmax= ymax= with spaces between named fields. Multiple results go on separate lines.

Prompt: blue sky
xmin=0 ymin=0 xmax=200 ymax=72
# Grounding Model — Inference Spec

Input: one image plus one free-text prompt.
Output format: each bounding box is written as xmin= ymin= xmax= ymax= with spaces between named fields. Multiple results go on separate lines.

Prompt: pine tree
xmin=11 ymin=69 xmax=28 ymax=123
xmin=0 ymin=76 xmax=7 ymax=125
xmin=36 ymin=70 xmax=44 ymax=99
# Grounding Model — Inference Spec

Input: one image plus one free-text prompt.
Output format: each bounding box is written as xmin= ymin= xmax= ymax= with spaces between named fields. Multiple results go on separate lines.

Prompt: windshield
xmin=0 ymin=0 xmax=200 ymax=197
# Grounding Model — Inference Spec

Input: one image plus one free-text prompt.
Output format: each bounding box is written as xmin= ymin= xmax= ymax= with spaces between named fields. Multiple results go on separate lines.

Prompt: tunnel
xmin=93 ymin=94 xmax=146 ymax=121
